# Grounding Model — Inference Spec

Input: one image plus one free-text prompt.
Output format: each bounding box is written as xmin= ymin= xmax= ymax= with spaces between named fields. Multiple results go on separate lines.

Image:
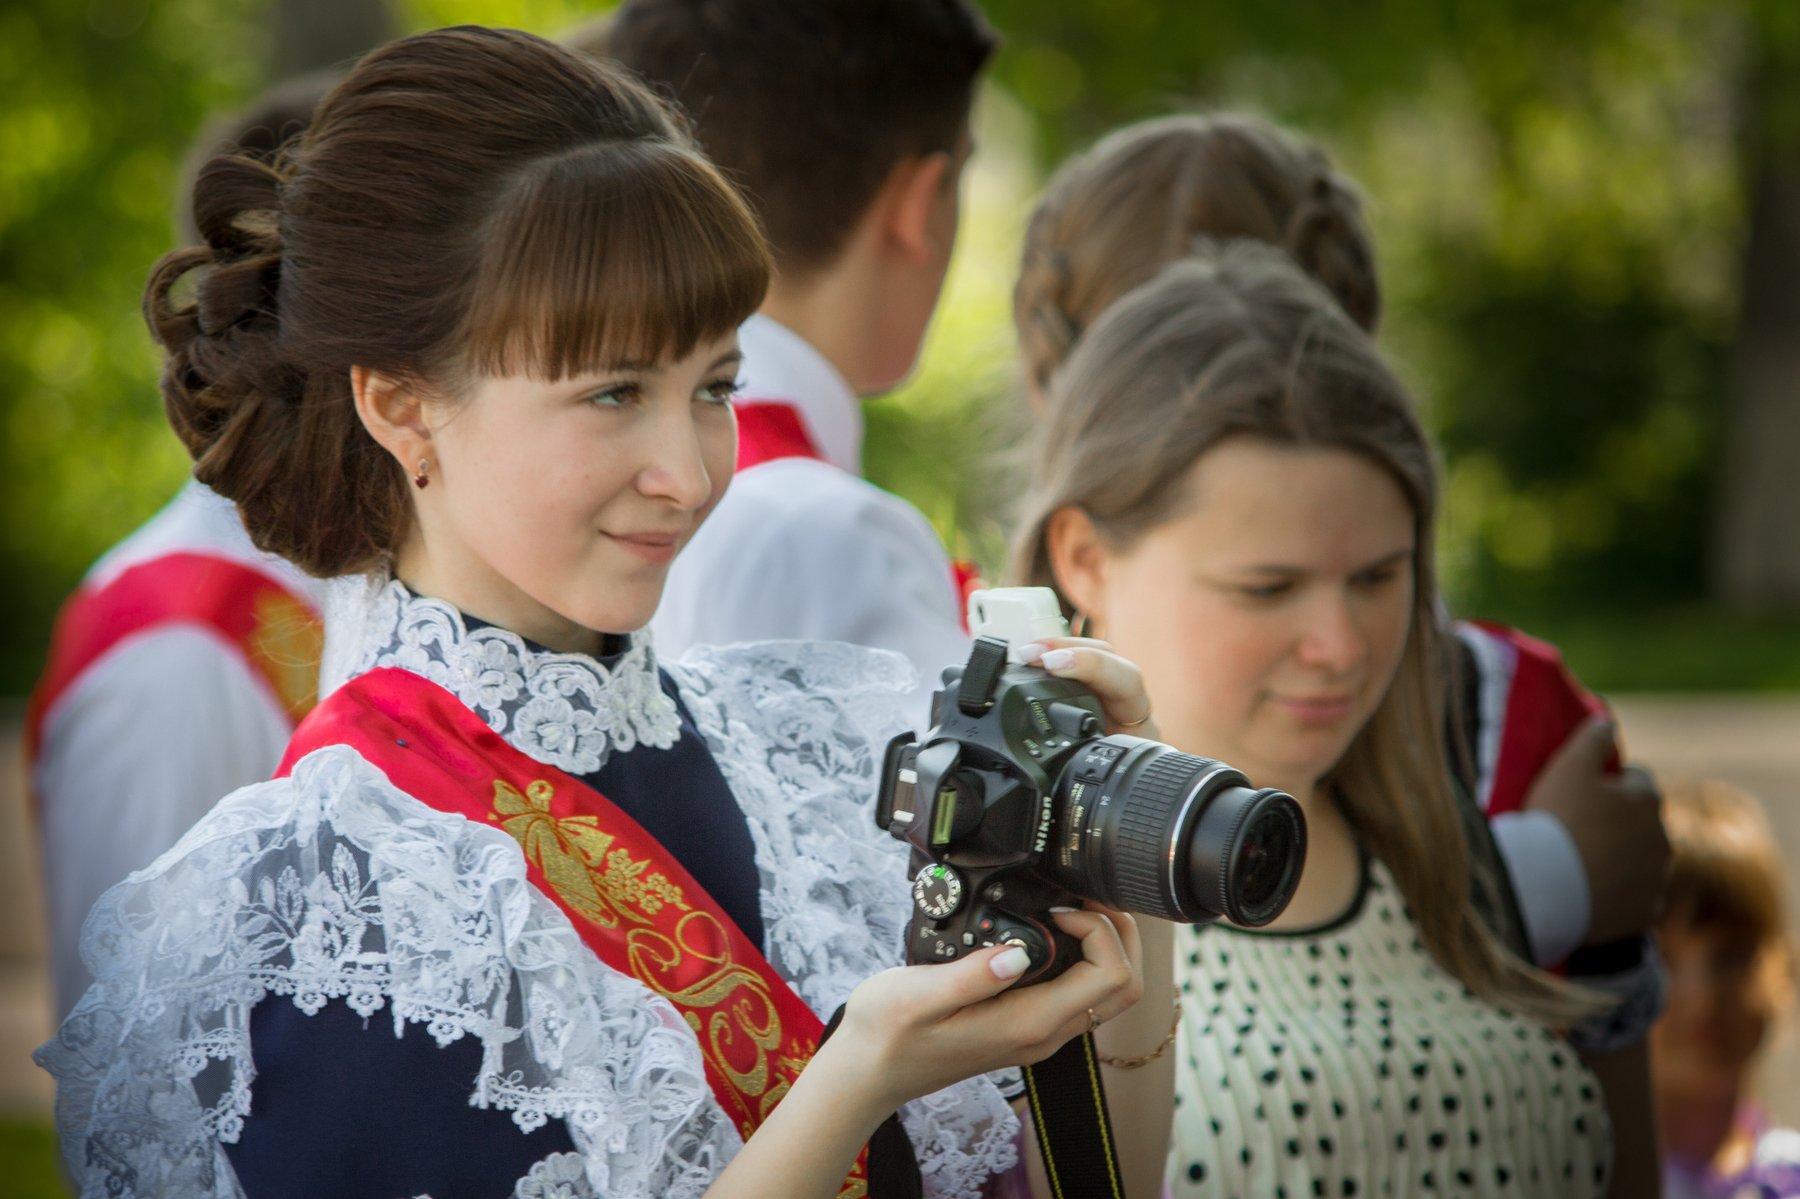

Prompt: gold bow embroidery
xmin=491 ymin=779 xmax=690 ymax=928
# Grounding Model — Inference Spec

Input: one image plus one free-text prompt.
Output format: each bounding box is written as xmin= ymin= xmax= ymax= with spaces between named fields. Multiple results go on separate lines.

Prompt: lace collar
xmin=350 ymin=579 xmax=681 ymax=775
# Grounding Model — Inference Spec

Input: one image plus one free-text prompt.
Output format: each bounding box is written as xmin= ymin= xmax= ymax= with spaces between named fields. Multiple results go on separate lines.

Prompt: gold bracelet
xmin=1098 ymin=998 xmax=1181 ymax=1069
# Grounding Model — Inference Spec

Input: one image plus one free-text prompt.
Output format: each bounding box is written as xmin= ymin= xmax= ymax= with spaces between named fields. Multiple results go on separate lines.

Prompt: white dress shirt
xmin=33 ymin=481 xmax=325 ymax=1018
xmin=653 ymin=315 xmax=971 ymax=718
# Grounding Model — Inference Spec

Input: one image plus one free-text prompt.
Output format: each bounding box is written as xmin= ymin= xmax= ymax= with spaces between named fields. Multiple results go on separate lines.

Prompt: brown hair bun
xmin=141 ymin=26 xmax=770 ymax=577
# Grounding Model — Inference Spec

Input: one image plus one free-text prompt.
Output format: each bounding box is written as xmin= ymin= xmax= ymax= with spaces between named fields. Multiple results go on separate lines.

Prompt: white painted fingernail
xmin=1040 ymin=649 xmax=1077 ymax=671
xmin=990 ymin=946 xmax=1032 ymax=980
xmin=1048 ymin=905 xmax=1080 ymax=913
xmin=1014 ymin=642 xmax=1047 ymax=665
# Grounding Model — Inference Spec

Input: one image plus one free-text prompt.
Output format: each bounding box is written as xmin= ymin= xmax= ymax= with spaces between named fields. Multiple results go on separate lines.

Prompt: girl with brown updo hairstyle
xmin=35 ymin=27 xmax=1171 ymax=1199
xmin=1008 ymin=243 xmax=1658 ymax=1197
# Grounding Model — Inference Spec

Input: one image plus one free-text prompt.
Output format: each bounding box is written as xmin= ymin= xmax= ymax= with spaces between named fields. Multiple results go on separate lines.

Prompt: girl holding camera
xmin=1009 ymin=242 xmax=1651 ymax=1197
xmin=36 ymin=27 xmax=1171 ymax=1199
xmin=1013 ymin=111 xmax=1669 ymax=980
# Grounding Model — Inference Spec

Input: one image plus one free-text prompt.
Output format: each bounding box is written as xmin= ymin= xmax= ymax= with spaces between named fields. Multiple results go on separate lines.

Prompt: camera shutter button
xmin=991 ymin=922 xmax=1051 ymax=973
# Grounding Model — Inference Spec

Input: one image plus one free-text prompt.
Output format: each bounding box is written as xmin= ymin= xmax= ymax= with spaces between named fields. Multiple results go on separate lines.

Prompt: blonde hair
xmin=1015 ymin=113 xmax=1378 ymax=395
xmin=1663 ymin=780 xmax=1798 ymax=1013
xmin=1010 ymin=245 xmax=1597 ymax=1026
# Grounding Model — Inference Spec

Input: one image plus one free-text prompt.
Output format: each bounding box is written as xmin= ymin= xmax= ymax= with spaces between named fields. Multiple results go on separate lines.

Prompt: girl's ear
xmin=1045 ymin=506 xmax=1113 ymax=630
xmin=351 ymin=365 xmax=434 ymax=473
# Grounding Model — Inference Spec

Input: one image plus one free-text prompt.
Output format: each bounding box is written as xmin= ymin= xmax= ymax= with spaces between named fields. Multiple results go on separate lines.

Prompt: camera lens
xmin=1215 ymin=791 xmax=1306 ymax=926
xmin=1043 ymin=738 xmax=1306 ymax=926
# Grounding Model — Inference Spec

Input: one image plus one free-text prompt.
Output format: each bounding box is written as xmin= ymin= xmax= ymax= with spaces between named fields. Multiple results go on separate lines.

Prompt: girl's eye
xmin=587 ymin=382 xmax=639 ymax=408
xmin=699 ymin=377 xmax=743 ymax=406
xmin=1352 ymin=565 xmax=1402 ymax=589
xmin=1240 ymin=580 xmax=1292 ymax=600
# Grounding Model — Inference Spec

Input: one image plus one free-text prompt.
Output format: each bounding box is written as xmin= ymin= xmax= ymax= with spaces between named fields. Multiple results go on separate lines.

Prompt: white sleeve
xmin=35 ymin=627 xmax=293 ymax=1019
xmin=1488 ymin=809 xmax=1592 ymax=968
xmin=36 ymin=745 xmax=736 ymax=1199
xmin=655 ymin=465 xmax=970 ymax=717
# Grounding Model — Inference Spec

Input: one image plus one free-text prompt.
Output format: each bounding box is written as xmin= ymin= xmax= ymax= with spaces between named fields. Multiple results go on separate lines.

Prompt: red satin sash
xmin=1467 ymin=620 xmax=1616 ymax=816
xmin=735 ymin=399 xmax=823 ymax=470
xmin=278 ymin=667 xmax=869 ymax=1196
xmin=27 ymin=551 xmax=322 ymax=783
xmin=735 ymin=399 xmax=982 ymax=632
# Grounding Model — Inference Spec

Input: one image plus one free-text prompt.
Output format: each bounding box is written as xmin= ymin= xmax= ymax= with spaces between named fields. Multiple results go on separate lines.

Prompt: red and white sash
xmin=1461 ymin=620 xmax=1617 ymax=816
xmin=27 ymin=551 xmax=323 ymax=797
xmin=279 ymin=666 xmax=871 ymax=1197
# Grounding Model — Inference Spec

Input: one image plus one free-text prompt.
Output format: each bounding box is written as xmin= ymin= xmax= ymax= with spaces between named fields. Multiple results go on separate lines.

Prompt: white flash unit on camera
xmin=966 ymin=587 xmax=1069 ymax=662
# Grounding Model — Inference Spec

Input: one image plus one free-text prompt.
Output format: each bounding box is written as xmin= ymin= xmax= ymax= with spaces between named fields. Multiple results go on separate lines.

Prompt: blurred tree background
xmin=3 ymin=0 xmax=1799 ymax=701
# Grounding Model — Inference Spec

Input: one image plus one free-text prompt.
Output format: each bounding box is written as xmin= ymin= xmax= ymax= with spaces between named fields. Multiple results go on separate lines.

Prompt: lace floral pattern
xmin=355 ymin=581 xmax=680 ymax=775
xmin=512 ymin=1151 xmax=596 ymax=1198
xmin=671 ymin=642 xmax=1021 ymax=1197
xmin=38 ymin=747 xmax=733 ymax=1198
xmin=38 ymin=587 xmax=1017 ymax=1198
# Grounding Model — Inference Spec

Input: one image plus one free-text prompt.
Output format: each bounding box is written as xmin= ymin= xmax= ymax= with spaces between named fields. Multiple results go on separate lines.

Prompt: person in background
xmin=1655 ymin=779 xmax=1800 ymax=1199
xmin=1010 ymin=245 xmax=1656 ymax=1197
xmin=1012 ymin=111 xmax=1670 ymax=982
xmin=26 ymin=70 xmax=337 ymax=1021
xmin=36 ymin=29 xmax=1167 ymax=1198
xmin=610 ymin=0 xmax=991 ymax=707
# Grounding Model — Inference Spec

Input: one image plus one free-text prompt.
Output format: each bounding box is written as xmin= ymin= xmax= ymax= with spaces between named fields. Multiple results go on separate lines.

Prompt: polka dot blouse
xmin=1171 ymin=855 xmax=1611 ymax=1198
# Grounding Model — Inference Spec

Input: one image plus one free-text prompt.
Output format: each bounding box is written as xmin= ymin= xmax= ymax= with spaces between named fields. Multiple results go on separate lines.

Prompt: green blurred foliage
xmin=884 ymin=0 xmax=1764 ymax=635
xmin=0 ymin=0 xmax=262 ymax=694
xmin=2 ymin=0 xmax=1795 ymax=694
xmin=0 ymin=1116 xmax=67 ymax=1198
xmin=0 ymin=0 xmax=599 ymax=696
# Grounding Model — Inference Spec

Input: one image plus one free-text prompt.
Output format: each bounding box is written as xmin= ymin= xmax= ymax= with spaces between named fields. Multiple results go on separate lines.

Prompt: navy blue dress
xmin=223 ymin=658 xmax=764 ymax=1199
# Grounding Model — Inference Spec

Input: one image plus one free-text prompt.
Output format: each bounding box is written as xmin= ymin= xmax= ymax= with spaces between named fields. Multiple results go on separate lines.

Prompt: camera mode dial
xmin=912 ymin=863 xmax=967 ymax=920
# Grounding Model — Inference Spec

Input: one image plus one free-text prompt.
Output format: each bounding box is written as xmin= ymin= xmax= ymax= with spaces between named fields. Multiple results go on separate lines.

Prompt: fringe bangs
xmin=459 ymin=140 xmax=771 ymax=381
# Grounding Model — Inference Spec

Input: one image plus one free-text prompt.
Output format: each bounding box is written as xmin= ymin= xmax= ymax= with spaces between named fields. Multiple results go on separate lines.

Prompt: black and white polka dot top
xmin=1171 ymin=854 xmax=1611 ymax=1198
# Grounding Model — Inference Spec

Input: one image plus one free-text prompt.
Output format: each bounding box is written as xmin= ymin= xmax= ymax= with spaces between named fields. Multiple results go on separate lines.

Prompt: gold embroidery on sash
xmin=491 ymin=779 xmax=690 ymax=928
xmin=248 ymin=590 xmax=323 ymax=721
xmin=630 ymin=913 xmax=786 ymax=1110
xmin=487 ymin=776 xmax=861 ymax=1195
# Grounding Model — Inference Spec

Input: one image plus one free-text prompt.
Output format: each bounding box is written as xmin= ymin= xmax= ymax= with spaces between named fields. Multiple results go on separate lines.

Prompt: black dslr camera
xmin=875 ymin=589 xmax=1307 ymax=984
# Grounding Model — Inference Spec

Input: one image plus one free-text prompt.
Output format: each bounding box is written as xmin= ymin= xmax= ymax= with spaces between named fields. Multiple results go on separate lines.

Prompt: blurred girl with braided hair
xmin=1011 ymin=113 xmax=1668 ymax=1193
xmin=1012 ymin=113 xmax=1667 ymax=984
xmin=1009 ymin=227 xmax=1657 ymax=1192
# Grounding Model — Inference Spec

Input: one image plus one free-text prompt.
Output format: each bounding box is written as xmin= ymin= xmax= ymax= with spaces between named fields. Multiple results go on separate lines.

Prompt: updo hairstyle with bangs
xmin=144 ymin=26 xmax=772 ymax=578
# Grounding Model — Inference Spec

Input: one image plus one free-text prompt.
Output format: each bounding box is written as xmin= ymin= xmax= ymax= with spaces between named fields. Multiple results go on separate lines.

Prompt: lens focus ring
xmin=1106 ymin=750 xmax=1217 ymax=920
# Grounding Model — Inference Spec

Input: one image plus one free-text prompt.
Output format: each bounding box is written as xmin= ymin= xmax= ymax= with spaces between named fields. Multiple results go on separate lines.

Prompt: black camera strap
xmin=820 ymin=1003 xmax=923 ymax=1199
xmin=1022 ymin=1032 xmax=1127 ymax=1199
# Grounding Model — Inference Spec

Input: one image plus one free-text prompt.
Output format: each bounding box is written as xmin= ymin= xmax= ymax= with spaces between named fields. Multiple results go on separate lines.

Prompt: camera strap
xmin=820 ymin=1003 xmax=923 ymax=1199
xmin=1022 ymin=1032 xmax=1126 ymax=1198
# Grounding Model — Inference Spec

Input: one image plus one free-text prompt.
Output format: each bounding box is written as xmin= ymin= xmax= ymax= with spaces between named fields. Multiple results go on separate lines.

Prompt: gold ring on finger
xmin=1116 ymin=706 xmax=1152 ymax=729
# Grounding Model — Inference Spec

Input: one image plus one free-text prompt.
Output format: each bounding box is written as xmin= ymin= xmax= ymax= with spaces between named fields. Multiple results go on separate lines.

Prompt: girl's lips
xmin=605 ymin=530 xmax=682 ymax=563
xmin=1273 ymin=694 xmax=1355 ymax=725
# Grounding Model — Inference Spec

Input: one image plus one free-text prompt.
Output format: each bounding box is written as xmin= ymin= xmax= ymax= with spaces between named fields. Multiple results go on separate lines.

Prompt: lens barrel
xmin=1044 ymin=738 xmax=1306 ymax=926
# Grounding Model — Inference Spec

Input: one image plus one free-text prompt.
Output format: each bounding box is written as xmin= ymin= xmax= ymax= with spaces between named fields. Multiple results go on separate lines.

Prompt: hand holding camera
xmin=876 ymin=588 xmax=1309 ymax=985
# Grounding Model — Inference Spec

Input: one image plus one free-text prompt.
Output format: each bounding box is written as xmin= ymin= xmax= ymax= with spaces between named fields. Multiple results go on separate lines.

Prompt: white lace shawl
xmin=36 ymin=588 xmax=1018 ymax=1199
